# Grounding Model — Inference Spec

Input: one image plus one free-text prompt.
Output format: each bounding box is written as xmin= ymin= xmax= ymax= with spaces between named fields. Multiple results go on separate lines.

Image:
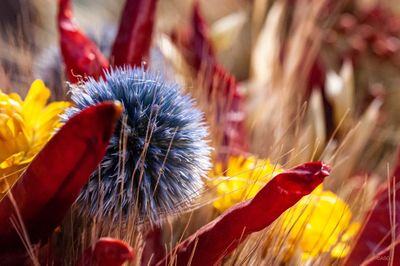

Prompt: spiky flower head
xmin=65 ymin=67 xmax=211 ymax=222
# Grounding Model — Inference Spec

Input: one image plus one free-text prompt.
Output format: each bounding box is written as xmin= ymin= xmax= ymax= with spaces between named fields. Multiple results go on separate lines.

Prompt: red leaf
xmin=111 ymin=0 xmax=158 ymax=67
xmin=0 ymin=102 xmax=122 ymax=251
xmin=156 ymin=162 xmax=330 ymax=266
xmin=58 ymin=0 xmax=109 ymax=82
xmin=75 ymin=238 xmax=134 ymax=266
xmin=345 ymin=150 xmax=400 ymax=265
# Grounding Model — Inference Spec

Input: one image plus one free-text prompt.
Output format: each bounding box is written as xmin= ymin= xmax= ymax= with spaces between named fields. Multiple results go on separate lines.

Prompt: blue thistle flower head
xmin=65 ymin=67 xmax=211 ymax=222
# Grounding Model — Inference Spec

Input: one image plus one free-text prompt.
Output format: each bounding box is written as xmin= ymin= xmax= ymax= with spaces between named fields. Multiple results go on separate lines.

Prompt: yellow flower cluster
xmin=210 ymin=156 xmax=359 ymax=260
xmin=0 ymin=80 xmax=69 ymax=199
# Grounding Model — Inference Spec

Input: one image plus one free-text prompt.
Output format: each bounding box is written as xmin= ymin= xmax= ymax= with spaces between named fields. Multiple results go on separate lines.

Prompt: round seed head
xmin=65 ymin=67 xmax=211 ymax=223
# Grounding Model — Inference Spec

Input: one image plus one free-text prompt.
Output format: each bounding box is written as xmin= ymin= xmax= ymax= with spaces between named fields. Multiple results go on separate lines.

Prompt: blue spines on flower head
xmin=65 ymin=67 xmax=211 ymax=223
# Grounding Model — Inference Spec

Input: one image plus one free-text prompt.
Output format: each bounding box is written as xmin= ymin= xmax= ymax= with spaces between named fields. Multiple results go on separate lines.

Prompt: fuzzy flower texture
xmin=66 ymin=67 xmax=211 ymax=222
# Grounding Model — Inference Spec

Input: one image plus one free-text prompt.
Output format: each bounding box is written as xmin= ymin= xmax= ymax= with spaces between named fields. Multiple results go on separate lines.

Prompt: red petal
xmin=172 ymin=2 xmax=247 ymax=156
xmin=111 ymin=0 xmax=158 ymax=67
xmin=0 ymin=250 xmax=33 ymax=266
xmin=171 ymin=1 xmax=215 ymax=72
xmin=58 ymin=0 xmax=109 ymax=82
xmin=156 ymin=162 xmax=330 ymax=266
xmin=345 ymin=150 xmax=400 ymax=265
xmin=75 ymin=237 xmax=134 ymax=266
xmin=358 ymin=239 xmax=400 ymax=266
xmin=0 ymin=102 xmax=122 ymax=250
xmin=206 ymin=64 xmax=248 ymax=156
xmin=140 ymin=227 xmax=165 ymax=266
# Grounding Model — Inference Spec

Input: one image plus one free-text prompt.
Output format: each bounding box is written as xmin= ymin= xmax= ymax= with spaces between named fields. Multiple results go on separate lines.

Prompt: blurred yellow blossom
xmin=210 ymin=156 xmax=359 ymax=260
xmin=278 ymin=190 xmax=359 ymax=260
xmin=0 ymin=80 xmax=70 ymax=199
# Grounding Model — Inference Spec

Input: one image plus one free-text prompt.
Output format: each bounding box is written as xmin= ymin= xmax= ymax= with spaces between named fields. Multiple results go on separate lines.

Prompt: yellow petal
xmin=22 ymin=79 xmax=51 ymax=124
xmin=0 ymin=114 xmax=13 ymax=141
xmin=36 ymin=101 xmax=70 ymax=128
xmin=0 ymin=139 xmax=15 ymax=162
xmin=0 ymin=96 xmax=21 ymax=114
xmin=8 ymin=93 xmax=23 ymax=104
xmin=0 ymin=152 xmax=26 ymax=169
xmin=11 ymin=112 xmax=24 ymax=135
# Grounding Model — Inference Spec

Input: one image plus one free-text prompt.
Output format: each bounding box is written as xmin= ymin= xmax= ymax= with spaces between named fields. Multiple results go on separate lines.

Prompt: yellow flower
xmin=210 ymin=156 xmax=359 ymax=260
xmin=279 ymin=190 xmax=359 ymax=260
xmin=210 ymin=156 xmax=282 ymax=212
xmin=0 ymin=80 xmax=70 ymax=199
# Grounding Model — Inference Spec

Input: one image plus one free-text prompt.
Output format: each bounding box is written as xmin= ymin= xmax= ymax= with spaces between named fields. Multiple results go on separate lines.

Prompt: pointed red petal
xmin=172 ymin=3 xmax=247 ymax=156
xmin=345 ymin=150 xmax=400 ymax=265
xmin=58 ymin=0 xmax=109 ymax=82
xmin=75 ymin=238 xmax=134 ymax=266
xmin=0 ymin=102 xmax=122 ymax=250
xmin=111 ymin=0 xmax=158 ymax=67
xmin=156 ymin=162 xmax=330 ymax=266
xmin=171 ymin=1 xmax=215 ymax=72
xmin=205 ymin=63 xmax=248 ymax=156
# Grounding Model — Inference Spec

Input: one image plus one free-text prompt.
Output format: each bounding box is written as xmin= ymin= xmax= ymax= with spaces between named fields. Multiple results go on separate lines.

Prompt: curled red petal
xmin=76 ymin=237 xmax=134 ymax=266
xmin=345 ymin=150 xmax=400 ymax=265
xmin=58 ymin=0 xmax=109 ymax=82
xmin=156 ymin=162 xmax=330 ymax=266
xmin=0 ymin=102 xmax=122 ymax=251
xmin=111 ymin=0 xmax=158 ymax=67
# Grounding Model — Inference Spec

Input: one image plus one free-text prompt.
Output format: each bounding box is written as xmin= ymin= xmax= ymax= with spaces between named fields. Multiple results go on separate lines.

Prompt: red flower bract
xmin=172 ymin=2 xmax=248 ymax=157
xmin=111 ymin=0 xmax=158 ymax=67
xmin=156 ymin=161 xmax=330 ymax=266
xmin=170 ymin=1 xmax=216 ymax=72
xmin=58 ymin=0 xmax=109 ymax=82
xmin=58 ymin=0 xmax=158 ymax=82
